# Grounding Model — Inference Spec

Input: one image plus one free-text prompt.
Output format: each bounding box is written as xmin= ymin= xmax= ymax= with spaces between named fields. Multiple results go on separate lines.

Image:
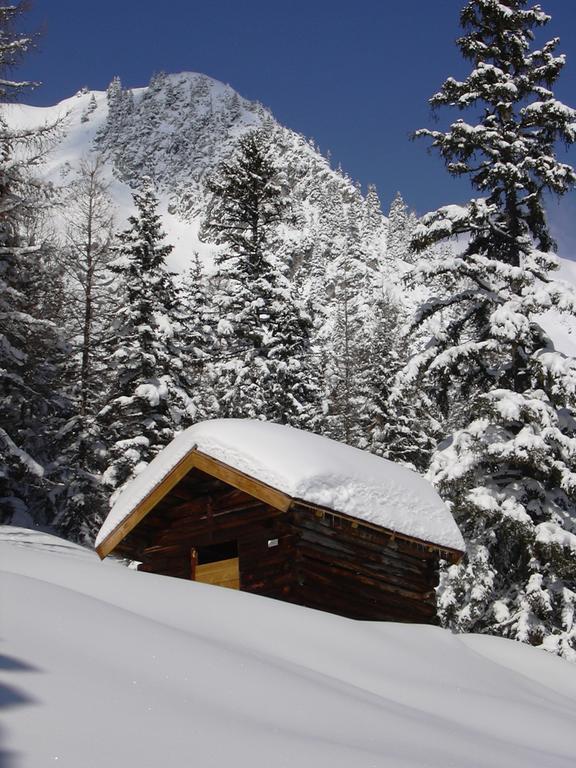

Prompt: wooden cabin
xmin=96 ymin=419 xmax=464 ymax=623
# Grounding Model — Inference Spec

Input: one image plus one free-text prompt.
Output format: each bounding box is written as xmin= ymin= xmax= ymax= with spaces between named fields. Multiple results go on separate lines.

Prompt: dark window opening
xmin=196 ymin=540 xmax=238 ymax=565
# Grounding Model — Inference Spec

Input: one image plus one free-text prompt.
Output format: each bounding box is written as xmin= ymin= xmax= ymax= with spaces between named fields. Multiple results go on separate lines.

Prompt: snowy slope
xmin=6 ymin=72 xmax=576 ymax=354
xmin=2 ymin=526 xmax=576 ymax=768
xmin=3 ymin=72 xmax=367 ymax=271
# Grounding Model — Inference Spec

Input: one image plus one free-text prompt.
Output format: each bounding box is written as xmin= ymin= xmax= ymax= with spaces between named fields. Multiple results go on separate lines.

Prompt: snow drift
xmin=2 ymin=526 xmax=576 ymax=768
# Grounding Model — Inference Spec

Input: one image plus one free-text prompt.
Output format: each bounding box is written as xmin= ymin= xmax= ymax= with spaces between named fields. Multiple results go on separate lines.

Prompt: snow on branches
xmin=407 ymin=0 xmax=576 ymax=659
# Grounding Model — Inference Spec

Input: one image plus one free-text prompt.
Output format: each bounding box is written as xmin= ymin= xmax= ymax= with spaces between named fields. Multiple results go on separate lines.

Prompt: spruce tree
xmin=323 ymin=199 xmax=373 ymax=445
xmin=367 ymin=290 xmax=438 ymax=470
xmin=408 ymin=0 xmax=576 ymax=659
xmin=61 ymin=156 xmax=116 ymax=416
xmin=363 ymin=185 xmax=384 ymax=240
xmin=179 ymin=252 xmax=220 ymax=421
xmin=0 ymin=3 xmax=67 ymax=527
xmin=201 ymin=130 xmax=319 ymax=427
xmin=0 ymin=3 xmax=36 ymax=101
xmin=362 ymin=183 xmax=386 ymax=270
xmin=386 ymin=192 xmax=416 ymax=265
xmin=98 ymin=178 xmax=193 ymax=495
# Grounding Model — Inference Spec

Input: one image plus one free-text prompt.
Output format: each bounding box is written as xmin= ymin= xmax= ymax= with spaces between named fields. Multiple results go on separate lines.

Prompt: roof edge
xmin=96 ymin=448 xmax=293 ymax=559
xmin=96 ymin=448 xmax=200 ymax=559
xmin=96 ymin=446 xmax=464 ymax=563
xmin=293 ymin=499 xmax=464 ymax=563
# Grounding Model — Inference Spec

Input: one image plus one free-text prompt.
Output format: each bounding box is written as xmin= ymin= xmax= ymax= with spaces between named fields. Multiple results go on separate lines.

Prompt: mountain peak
xmin=4 ymin=70 xmax=385 ymax=270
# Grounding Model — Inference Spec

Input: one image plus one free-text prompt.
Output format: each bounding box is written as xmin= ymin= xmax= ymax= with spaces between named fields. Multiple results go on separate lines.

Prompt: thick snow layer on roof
xmin=96 ymin=419 xmax=464 ymax=551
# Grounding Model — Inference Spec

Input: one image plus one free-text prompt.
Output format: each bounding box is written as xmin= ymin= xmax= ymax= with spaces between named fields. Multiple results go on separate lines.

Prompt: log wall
xmin=285 ymin=505 xmax=438 ymax=622
xmin=116 ymin=469 xmax=440 ymax=624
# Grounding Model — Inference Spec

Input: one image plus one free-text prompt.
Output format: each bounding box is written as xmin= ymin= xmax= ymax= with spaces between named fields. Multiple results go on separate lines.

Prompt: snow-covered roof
xmin=96 ymin=419 xmax=465 ymax=553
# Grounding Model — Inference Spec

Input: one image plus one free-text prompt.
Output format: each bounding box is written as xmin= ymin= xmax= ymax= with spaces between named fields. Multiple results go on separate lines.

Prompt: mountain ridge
xmin=5 ymin=70 xmax=576 ymax=355
xmin=4 ymin=71 xmax=385 ymax=271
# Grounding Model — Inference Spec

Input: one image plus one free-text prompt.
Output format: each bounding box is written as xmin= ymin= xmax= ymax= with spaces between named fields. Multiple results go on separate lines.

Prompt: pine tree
xmin=0 ymin=3 xmax=36 ymax=102
xmin=98 ymin=178 xmax=193 ymax=495
xmin=408 ymin=0 xmax=576 ymax=659
xmin=383 ymin=372 xmax=440 ymax=472
xmin=0 ymin=3 xmax=68 ymax=527
xmin=105 ymin=76 xmax=133 ymax=128
xmin=305 ymin=180 xmax=347 ymax=319
xmin=201 ymin=130 xmax=319 ymax=427
xmin=323 ymin=200 xmax=372 ymax=445
xmin=50 ymin=408 xmax=107 ymax=544
xmin=81 ymin=93 xmax=97 ymax=123
xmin=179 ymin=252 xmax=220 ymax=421
xmin=60 ymin=156 xmax=116 ymax=416
xmin=361 ymin=183 xmax=386 ymax=270
xmin=363 ymin=185 xmax=384 ymax=239
xmin=386 ymin=192 xmax=416 ymax=265
xmin=366 ymin=288 xmax=437 ymax=469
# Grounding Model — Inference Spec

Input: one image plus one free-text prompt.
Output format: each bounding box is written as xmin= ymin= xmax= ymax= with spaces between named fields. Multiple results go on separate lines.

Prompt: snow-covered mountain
xmin=6 ymin=70 xmax=576 ymax=355
xmin=4 ymin=72 xmax=382 ymax=270
xmin=2 ymin=525 xmax=576 ymax=768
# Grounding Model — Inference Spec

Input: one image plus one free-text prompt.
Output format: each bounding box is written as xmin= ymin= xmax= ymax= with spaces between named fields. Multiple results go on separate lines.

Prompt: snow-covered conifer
xmin=365 ymin=289 xmax=436 ymax=469
xmin=407 ymin=0 xmax=576 ymax=659
xmin=179 ymin=252 xmax=220 ymax=421
xmin=60 ymin=156 xmax=116 ymax=416
xmin=81 ymin=93 xmax=97 ymax=123
xmin=323 ymin=199 xmax=374 ymax=445
xmin=0 ymin=3 xmax=68 ymax=527
xmin=386 ymin=192 xmax=416 ymax=265
xmin=201 ymin=130 xmax=320 ymax=426
xmin=49 ymin=157 xmax=117 ymax=543
xmin=363 ymin=185 xmax=383 ymax=238
xmin=0 ymin=3 xmax=36 ymax=101
xmin=362 ymin=184 xmax=386 ymax=262
xmin=98 ymin=178 xmax=193 ymax=495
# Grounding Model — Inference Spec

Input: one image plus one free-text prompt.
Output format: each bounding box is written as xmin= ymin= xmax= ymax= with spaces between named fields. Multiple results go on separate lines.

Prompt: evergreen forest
xmin=2 ymin=0 xmax=576 ymax=661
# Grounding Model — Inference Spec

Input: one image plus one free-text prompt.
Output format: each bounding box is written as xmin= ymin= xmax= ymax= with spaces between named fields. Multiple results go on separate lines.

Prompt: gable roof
xmin=96 ymin=419 xmax=465 ymax=557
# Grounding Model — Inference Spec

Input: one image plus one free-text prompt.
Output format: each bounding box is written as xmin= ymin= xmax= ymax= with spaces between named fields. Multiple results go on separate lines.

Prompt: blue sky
xmin=18 ymin=0 xmax=576 ymax=257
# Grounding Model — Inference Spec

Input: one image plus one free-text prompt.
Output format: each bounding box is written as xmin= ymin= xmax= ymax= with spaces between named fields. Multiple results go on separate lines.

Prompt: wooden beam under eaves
xmin=96 ymin=449 xmax=292 ymax=559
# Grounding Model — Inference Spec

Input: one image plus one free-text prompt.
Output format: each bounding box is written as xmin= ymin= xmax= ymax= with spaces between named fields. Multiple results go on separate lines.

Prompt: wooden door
xmin=191 ymin=542 xmax=240 ymax=590
xmin=195 ymin=557 xmax=240 ymax=589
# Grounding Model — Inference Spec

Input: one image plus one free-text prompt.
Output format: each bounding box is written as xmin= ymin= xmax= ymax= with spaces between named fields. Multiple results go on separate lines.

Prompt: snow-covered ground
xmin=2 ymin=525 xmax=576 ymax=768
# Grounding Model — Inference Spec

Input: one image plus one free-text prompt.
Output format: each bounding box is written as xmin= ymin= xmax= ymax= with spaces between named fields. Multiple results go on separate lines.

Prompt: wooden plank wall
xmin=120 ymin=470 xmax=283 ymax=581
xmin=285 ymin=505 xmax=438 ymax=623
xmin=117 ymin=469 xmax=440 ymax=624
xmin=238 ymin=518 xmax=298 ymax=600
